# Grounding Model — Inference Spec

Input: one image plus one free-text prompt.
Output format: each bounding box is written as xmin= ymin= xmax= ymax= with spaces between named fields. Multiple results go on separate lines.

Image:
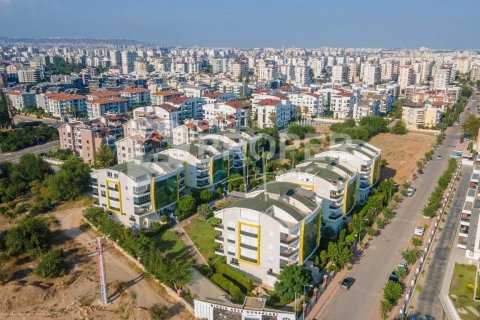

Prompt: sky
xmin=0 ymin=0 xmax=479 ymax=49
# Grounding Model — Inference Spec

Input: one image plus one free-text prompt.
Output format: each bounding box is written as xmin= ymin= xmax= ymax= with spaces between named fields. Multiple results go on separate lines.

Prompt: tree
xmin=0 ymin=91 xmax=13 ymax=129
xmin=390 ymin=120 xmax=407 ymax=135
xmin=199 ymin=189 xmax=212 ymax=203
xmin=6 ymin=154 xmax=53 ymax=199
xmin=95 ymin=142 xmax=115 ymax=168
xmin=6 ymin=216 xmax=51 ymax=257
xmin=178 ymin=195 xmax=196 ymax=215
xmin=396 ymin=267 xmax=407 ymax=282
xmin=35 ymin=248 xmax=66 ymax=278
xmin=268 ymin=112 xmax=276 ymax=127
xmin=324 ymin=241 xmax=351 ymax=272
xmin=401 ymin=248 xmax=420 ymax=265
xmin=380 ymin=299 xmax=392 ymax=319
xmin=197 ymin=203 xmax=213 ymax=219
xmin=461 ymin=114 xmax=480 ymax=138
xmin=274 ymin=265 xmax=312 ymax=302
xmin=151 ymin=256 xmax=191 ymax=291
xmin=48 ymin=156 xmax=91 ymax=201
xmin=383 ymin=281 xmax=403 ymax=303
xmin=411 ymin=237 xmax=422 ymax=248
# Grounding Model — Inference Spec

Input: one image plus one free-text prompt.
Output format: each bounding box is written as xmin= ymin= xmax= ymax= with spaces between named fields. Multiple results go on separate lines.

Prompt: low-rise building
xmin=91 ymin=154 xmax=185 ymax=229
xmin=213 ymin=181 xmax=322 ymax=286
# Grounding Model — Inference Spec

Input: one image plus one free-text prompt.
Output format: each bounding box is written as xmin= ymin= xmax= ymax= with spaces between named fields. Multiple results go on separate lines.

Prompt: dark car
xmin=389 ymin=271 xmax=399 ymax=283
xmin=341 ymin=277 xmax=355 ymax=289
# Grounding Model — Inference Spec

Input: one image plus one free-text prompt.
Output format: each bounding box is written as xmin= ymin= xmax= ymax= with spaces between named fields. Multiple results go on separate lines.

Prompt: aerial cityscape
xmin=1 ymin=1 xmax=480 ymax=320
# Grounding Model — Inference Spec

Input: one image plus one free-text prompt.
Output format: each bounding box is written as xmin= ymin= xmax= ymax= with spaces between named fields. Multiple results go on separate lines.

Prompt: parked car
xmin=389 ymin=271 xmax=399 ymax=282
xmin=398 ymin=260 xmax=408 ymax=271
xmin=414 ymin=226 xmax=424 ymax=236
xmin=436 ymin=155 xmax=442 ymax=160
xmin=406 ymin=187 xmax=416 ymax=197
xmin=341 ymin=277 xmax=355 ymax=289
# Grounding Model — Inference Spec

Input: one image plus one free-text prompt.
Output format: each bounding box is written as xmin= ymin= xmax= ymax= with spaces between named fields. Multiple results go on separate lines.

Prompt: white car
xmin=414 ymin=226 xmax=424 ymax=236
xmin=406 ymin=187 xmax=416 ymax=197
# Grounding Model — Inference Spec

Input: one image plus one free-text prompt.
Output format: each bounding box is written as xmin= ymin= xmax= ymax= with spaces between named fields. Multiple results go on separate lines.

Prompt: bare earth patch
xmin=369 ymin=133 xmax=436 ymax=184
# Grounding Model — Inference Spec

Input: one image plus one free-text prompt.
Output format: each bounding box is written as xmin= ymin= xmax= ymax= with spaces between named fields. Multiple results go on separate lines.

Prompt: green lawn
xmin=449 ymin=263 xmax=480 ymax=320
xmin=153 ymin=230 xmax=188 ymax=259
xmin=184 ymin=217 xmax=220 ymax=261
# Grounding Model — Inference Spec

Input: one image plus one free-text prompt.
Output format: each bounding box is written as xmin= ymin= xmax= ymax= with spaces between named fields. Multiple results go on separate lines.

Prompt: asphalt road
xmin=0 ymin=140 xmax=60 ymax=162
xmin=412 ymin=164 xmax=473 ymax=319
xmin=320 ymin=94 xmax=476 ymax=320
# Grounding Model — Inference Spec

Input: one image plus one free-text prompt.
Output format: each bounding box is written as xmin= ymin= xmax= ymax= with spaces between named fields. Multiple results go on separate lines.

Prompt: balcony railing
xmin=280 ymin=234 xmax=299 ymax=244
xmin=215 ymin=223 xmax=224 ymax=231
xmin=240 ymin=230 xmax=258 ymax=238
xmin=330 ymin=192 xmax=343 ymax=199
xmin=280 ymin=248 xmax=299 ymax=258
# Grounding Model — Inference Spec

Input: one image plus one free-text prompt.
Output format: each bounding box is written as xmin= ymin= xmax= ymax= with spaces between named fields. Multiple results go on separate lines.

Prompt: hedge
xmin=211 ymin=273 xmax=245 ymax=302
xmin=214 ymin=261 xmax=253 ymax=293
xmin=422 ymin=158 xmax=457 ymax=218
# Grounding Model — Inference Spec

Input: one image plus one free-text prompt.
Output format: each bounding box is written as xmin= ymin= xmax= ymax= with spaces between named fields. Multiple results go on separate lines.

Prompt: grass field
xmin=153 ymin=229 xmax=188 ymax=259
xmin=184 ymin=217 xmax=220 ymax=261
xmin=449 ymin=263 xmax=480 ymax=320
xmin=369 ymin=133 xmax=436 ymax=184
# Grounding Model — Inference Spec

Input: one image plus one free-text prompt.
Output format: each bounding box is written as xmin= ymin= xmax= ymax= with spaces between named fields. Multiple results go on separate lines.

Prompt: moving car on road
xmin=341 ymin=277 xmax=355 ymax=290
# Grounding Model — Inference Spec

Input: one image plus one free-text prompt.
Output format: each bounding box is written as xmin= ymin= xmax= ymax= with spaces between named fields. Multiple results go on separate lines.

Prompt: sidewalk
xmin=306 ymin=247 xmax=365 ymax=320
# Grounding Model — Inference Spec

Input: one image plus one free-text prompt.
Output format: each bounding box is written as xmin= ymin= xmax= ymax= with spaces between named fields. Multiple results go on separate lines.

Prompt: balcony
xmin=240 ymin=243 xmax=258 ymax=250
xmin=280 ymin=234 xmax=299 ymax=245
xmin=230 ymin=258 xmax=239 ymax=266
xmin=280 ymin=248 xmax=299 ymax=258
xmin=329 ymin=201 xmax=342 ymax=210
xmin=330 ymin=191 xmax=343 ymax=199
xmin=327 ymin=212 xmax=343 ymax=221
xmin=359 ymin=182 xmax=370 ymax=190
xmin=459 ymin=225 xmax=469 ymax=235
xmin=197 ymin=180 xmax=210 ymax=187
xmin=197 ymin=173 xmax=209 ymax=180
xmin=215 ymin=235 xmax=224 ymax=243
xmin=215 ymin=223 xmax=224 ymax=231
xmin=108 ymin=186 xmax=119 ymax=192
xmin=239 ymin=255 xmax=257 ymax=264
xmin=215 ymin=246 xmax=225 ymax=255
xmin=360 ymin=165 xmax=370 ymax=172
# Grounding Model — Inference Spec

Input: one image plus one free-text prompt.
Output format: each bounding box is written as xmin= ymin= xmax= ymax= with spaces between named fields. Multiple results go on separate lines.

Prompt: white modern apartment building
xmin=172 ymin=120 xmax=211 ymax=146
xmin=251 ymin=94 xmax=295 ymax=128
xmin=91 ymin=154 xmax=185 ymax=229
xmin=161 ymin=142 xmax=230 ymax=190
xmin=326 ymin=140 xmax=382 ymax=202
xmin=166 ymin=96 xmax=206 ymax=120
xmin=276 ymin=158 xmax=357 ymax=232
xmin=133 ymin=105 xmax=181 ymax=138
xmin=331 ymin=65 xmax=347 ymax=84
xmin=433 ymin=66 xmax=452 ymax=91
xmin=398 ymin=65 xmax=416 ymax=92
xmin=402 ymin=102 xmax=441 ymax=129
xmin=329 ymin=89 xmax=356 ymax=119
xmin=287 ymin=92 xmax=325 ymax=118
xmin=363 ymin=64 xmax=381 ymax=86
xmin=116 ymin=131 xmax=167 ymax=164
xmin=458 ymin=159 xmax=480 ymax=260
xmin=214 ymin=181 xmax=322 ymax=286
xmin=352 ymin=99 xmax=381 ymax=121
xmin=202 ymin=101 xmax=249 ymax=127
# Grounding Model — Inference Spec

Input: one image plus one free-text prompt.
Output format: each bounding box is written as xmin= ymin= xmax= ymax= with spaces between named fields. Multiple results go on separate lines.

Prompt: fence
xmin=398 ymin=163 xmax=462 ymax=319
xmin=303 ymin=271 xmax=336 ymax=318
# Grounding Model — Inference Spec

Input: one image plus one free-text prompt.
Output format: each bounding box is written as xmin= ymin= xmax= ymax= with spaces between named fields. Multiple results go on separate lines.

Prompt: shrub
xmin=150 ymin=303 xmax=168 ymax=320
xmin=401 ymin=248 xmax=420 ymax=265
xmin=383 ymin=281 xmax=403 ymax=304
xmin=198 ymin=204 xmax=213 ymax=219
xmin=214 ymin=261 xmax=253 ymax=292
xmin=211 ymin=273 xmax=245 ymax=302
xmin=35 ymin=248 xmax=65 ymax=278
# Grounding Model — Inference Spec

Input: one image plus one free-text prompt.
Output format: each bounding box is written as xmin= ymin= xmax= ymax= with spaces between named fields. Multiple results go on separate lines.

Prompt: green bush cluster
xmin=0 ymin=122 xmax=58 ymax=152
xmin=214 ymin=261 xmax=253 ymax=292
xmin=287 ymin=124 xmax=315 ymax=139
xmin=330 ymin=116 xmax=388 ymax=141
xmin=35 ymin=248 xmax=66 ymax=278
xmin=211 ymin=273 xmax=245 ymax=302
xmin=422 ymin=158 xmax=457 ymax=217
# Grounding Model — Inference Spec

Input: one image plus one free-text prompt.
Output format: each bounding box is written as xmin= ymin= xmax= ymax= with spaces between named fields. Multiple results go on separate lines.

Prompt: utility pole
xmin=87 ymin=237 xmax=109 ymax=305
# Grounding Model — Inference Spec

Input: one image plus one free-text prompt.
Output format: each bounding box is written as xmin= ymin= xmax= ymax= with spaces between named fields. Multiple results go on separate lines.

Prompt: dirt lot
xmin=369 ymin=132 xmax=436 ymax=184
xmin=0 ymin=202 xmax=192 ymax=320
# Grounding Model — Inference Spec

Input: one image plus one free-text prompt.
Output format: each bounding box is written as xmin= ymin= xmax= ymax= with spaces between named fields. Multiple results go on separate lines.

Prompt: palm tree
xmin=303 ymin=106 xmax=309 ymax=125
